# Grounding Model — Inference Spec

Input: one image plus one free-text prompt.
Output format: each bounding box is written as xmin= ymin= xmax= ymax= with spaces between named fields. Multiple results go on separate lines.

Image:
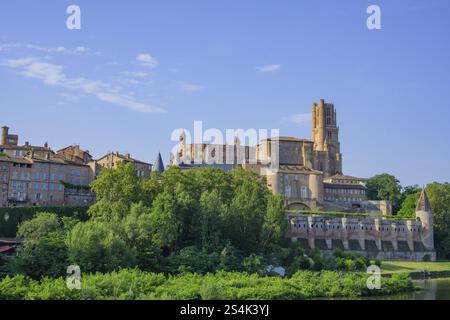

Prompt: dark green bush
xmin=0 ymin=206 xmax=88 ymax=238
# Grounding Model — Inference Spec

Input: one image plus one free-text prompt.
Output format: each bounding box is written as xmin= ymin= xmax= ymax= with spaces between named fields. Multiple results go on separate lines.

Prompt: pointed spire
xmin=416 ymin=189 xmax=432 ymax=212
xmin=153 ymin=152 xmax=165 ymax=174
xmin=179 ymin=130 xmax=186 ymax=144
xmin=234 ymin=136 xmax=241 ymax=146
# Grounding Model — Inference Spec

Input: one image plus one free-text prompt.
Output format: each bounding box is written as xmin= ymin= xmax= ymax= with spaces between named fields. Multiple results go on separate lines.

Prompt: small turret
xmin=153 ymin=152 xmax=165 ymax=174
xmin=416 ymin=189 xmax=434 ymax=250
xmin=1 ymin=126 xmax=9 ymax=145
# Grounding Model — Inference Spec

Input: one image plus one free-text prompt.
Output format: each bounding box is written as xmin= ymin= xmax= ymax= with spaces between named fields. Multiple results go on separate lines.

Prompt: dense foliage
xmin=366 ymin=174 xmax=404 ymax=213
xmin=0 ymin=206 xmax=88 ymax=238
xmin=0 ymin=269 xmax=414 ymax=300
xmin=426 ymin=183 xmax=450 ymax=259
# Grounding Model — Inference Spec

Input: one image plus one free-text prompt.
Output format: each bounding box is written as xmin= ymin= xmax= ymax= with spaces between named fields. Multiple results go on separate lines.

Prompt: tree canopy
xmin=366 ymin=173 xmax=403 ymax=213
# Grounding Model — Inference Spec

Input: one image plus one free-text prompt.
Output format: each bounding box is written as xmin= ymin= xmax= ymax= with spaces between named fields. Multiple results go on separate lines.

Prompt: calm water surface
xmin=364 ymin=278 xmax=450 ymax=300
xmin=319 ymin=278 xmax=450 ymax=300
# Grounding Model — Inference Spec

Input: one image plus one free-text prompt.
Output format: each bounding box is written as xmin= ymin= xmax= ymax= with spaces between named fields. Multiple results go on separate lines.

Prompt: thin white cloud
xmin=289 ymin=113 xmax=311 ymax=125
xmin=96 ymin=92 xmax=161 ymax=113
xmin=256 ymin=64 xmax=282 ymax=73
xmin=181 ymin=83 xmax=204 ymax=93
xmin=0 ymin=43 xmax=100 ymax=55
xmin=3 ymin=57 xmax=165 ymax=114
xmin=136 ymin=53 xmax=158 ymax=68
xmin=60 ymin=93 xmax=81 ymax=104
xmin=121 ymin=71 xmax=148 ymax=78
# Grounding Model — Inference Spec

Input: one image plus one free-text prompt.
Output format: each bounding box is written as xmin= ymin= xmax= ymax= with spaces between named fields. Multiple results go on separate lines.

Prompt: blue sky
xmin=1 ymin=0 xmax=449 ymax=187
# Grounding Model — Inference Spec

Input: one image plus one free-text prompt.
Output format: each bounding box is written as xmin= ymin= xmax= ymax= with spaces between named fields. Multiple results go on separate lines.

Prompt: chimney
xmin=44 ymin=142 xmax=49 ymax=148
xmin=1 ymin=126 xmax=9 ymax=145
xmin=125 ymin=153 xmax=131 ymax=159
xmin=25 ymin=141 xmax=29 ymax=146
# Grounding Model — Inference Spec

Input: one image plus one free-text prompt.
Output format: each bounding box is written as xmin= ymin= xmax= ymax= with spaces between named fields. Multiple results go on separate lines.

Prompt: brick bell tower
xmin=311 ymin=99 xmax=342 ymax=177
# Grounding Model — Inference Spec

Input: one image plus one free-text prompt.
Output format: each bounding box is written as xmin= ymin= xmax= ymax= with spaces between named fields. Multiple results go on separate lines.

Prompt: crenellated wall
xmin=286 ymin=213 xmax=436 ymax=261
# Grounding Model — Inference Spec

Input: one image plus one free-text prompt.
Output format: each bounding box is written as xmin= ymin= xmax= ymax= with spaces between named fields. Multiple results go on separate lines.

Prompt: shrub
xmin=199 ymin=279 xmax=223 ymax=300
xmin=12 ymin=232 xmax=69 ymax=279
xmin=0 ymin=206 xmax=88 ymax=238
xmin=66 ymin=221 xmax=137 ymax=273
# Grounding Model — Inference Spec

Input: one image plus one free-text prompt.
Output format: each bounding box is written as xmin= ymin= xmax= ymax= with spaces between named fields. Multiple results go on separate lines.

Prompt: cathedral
xmin=171 ymin=99 xmax=390 ymax=215
xmin=171 ymin=98 xmax=436 ymax=260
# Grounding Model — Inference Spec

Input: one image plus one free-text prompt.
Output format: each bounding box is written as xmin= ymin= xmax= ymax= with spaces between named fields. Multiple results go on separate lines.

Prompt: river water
xmin=368 ymin=278 xmax=450 ymax=300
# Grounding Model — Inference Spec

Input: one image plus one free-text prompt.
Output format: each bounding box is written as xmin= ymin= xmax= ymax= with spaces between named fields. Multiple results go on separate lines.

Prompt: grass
xmin=381 ymin=261 xmax=450 ymax=274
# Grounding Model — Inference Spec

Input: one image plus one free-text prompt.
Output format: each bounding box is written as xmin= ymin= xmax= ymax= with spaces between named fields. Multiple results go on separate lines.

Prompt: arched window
xmin=285 ymin=185 xmax=292 ymax=198
xmin=301 ymin=186 xmax=308 ymax=199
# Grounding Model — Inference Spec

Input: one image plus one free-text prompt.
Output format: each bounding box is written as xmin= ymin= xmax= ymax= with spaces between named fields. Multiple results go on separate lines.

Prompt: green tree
xmin=242 ymin=254 xmax=264 ymax=275
xmin=66 ymin=220 xmax=136 ymax=273
xmin=13 ymin=213 xmax=70 ymax=279
xmin=262 ymin=194 xmax=287 ymax=250
xmin=426 ymin=183 xmax=450 ymax=259
xmin=17 ymin=212 xmax=61 ymax=241
xmin=224 ymin=179 xmax=267 ymax=254
xmin=218 ymin=243 xmax=243 ymax=272
xmin=121 ymin=202 xmax=162 ymax=271
xmin=149 ymin=191 xmax=181 ymax=251
xmin=88 ymin=162 xmax=145 ymax=221
xmin=397 ymin=191 xmax=421 ymax=218
xmin=198 ymin=190 xmax=224 ymax=250
xmin=165 ymin=246 xmax=219 ymax=274
xmin=403 ymin=185 xmax=421 ymax=196
xmin=12 ymin=232 xmax=68 ymax=280
xmin=366 ymin=174 xmax=403 ymax=213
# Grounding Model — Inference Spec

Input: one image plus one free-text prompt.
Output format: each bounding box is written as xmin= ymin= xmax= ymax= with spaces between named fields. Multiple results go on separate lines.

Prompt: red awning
xmin=0 ymin=245 xmax=16 ymax=253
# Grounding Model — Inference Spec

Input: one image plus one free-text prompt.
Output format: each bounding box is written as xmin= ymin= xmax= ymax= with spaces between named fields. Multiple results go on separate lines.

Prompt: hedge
xmin=0 ymin=206 xmax=89 ymax=238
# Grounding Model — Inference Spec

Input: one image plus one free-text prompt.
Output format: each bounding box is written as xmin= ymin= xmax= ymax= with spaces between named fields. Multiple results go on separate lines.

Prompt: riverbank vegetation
xmin=0 ymin=269 xmax=414 ymax=300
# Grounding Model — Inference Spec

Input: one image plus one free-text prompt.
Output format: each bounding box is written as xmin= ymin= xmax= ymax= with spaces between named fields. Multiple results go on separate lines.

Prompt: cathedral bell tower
xmin=311 ymin=99 xmax=342 ymax=177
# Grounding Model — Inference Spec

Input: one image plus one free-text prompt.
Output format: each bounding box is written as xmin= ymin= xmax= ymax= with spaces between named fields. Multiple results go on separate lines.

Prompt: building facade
xmin=90 ymin=152 xmax=152 ymax=178
xmin=1 ymin=152 xmax=96 ymax=207
xmin=0 ymin=129 xmax=96 ymax=207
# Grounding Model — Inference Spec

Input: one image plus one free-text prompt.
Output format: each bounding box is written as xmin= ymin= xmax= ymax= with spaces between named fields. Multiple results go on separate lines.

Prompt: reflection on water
xmin=366 ymin=278 xmax=450 ymax=300
xmin=319 ymin=278 xmax=450 ymax=300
